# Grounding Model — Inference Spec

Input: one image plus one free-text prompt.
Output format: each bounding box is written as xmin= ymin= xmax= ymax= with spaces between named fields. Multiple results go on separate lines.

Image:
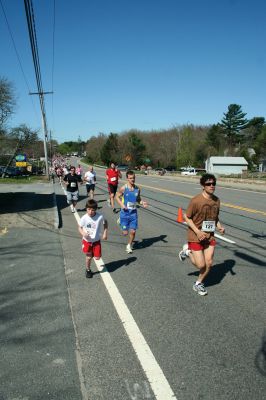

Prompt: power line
xmin=23 ymin=0 xmax=51 ymax=178
xmin=51 ymin=0 xmax=56 ymax=138
xmin=0 ymin=0 xmax=39 ymax=121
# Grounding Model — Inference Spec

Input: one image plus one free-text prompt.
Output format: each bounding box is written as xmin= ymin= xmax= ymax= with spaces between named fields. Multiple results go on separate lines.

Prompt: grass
xmin=0 ymin=175 xmax=50 ymax=184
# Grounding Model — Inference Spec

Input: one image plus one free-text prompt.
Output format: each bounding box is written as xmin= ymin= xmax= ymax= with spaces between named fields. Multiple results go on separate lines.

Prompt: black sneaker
xmin=86 ymin=269 xmax=93 ymax=278
xmin=112 ymin=208 xmax=116 ymax=213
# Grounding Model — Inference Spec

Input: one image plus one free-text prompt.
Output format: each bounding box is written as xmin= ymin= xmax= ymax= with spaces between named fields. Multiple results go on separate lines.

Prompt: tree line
xmin=77 ymin=104 xmax=266 ymax=170
xmin=1 ymin=76 xmax=266 ymax=170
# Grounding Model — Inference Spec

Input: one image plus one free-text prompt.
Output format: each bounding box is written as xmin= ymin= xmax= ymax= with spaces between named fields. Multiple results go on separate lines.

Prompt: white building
xmin=205 ymin=156 xmax=248 ymax=175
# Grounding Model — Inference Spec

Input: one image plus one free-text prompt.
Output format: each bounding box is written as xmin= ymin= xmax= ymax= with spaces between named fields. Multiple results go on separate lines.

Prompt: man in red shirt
xmin=106 ymin=162 xmax=122 ymax=212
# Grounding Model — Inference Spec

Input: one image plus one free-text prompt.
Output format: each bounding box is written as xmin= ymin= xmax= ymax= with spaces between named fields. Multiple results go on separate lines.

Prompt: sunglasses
xmin=205 ymin=182 xmax=216 ymax=186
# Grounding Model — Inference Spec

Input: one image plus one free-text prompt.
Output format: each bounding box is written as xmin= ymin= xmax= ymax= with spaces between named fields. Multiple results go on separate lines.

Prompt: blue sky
xmin=1 ymin=0 xmax=266 ymax=144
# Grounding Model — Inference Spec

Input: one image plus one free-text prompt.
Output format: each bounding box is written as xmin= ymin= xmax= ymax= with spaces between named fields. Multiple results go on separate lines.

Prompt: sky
xmin=1 ymin=0 xmax=266 ymax=144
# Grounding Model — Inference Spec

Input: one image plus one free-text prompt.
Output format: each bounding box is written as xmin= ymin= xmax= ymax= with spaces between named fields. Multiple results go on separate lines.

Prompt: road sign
xmin=15 ymin=154 xmax=26 ymax=162
xmin=16 ymin=162 xmax=27 ymax=167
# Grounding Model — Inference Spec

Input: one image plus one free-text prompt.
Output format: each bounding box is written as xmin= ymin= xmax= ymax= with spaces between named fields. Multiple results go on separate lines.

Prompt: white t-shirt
xmin=79 ymin=213 xmax=104 ymax=242
xmin=84 ymin=170 xmax=96 ymax=184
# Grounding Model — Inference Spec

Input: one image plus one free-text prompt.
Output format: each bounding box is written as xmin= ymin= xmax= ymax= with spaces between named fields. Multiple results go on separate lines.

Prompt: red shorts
xmin=188 ymin=239 xmax=216 ymax=251
xmin=82 ymin=240 xmax=101 ymax=257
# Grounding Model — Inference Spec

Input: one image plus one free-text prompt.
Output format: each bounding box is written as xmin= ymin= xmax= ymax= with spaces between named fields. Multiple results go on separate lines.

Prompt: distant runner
xmin=116 ymin=170 xmax=147 ymax=254
xmin=106 ymin=162 xmax=122 ymax=212
xmin=84 ymin=165 xmax=96 ymax=199
xmin=178 ymin=173 xmax=225 ymax=296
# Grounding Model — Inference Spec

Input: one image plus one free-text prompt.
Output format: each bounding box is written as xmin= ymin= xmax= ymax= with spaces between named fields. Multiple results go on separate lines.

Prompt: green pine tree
xmin=220 ymin=104 xmax=248 ymax=149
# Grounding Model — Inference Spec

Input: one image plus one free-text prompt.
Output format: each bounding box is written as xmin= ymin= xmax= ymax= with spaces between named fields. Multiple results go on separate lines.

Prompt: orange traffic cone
xmin=176 ymin=207 xmax=184 ymax=223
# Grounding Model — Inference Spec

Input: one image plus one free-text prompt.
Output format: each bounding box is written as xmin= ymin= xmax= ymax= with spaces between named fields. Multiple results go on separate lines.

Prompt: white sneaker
xmin=126 ymin=244 xmax=133 ymax=254
xmin=178 ymin=243 xmax=190 ymax=261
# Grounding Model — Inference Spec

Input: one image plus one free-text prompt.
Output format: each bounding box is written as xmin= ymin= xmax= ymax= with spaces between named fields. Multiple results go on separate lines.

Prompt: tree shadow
xmin=93 ymin=257 xmax=137 ymax=274
xmin=255 ymin=330 xmax=266 ymax=376
xmin=0 ymin=192 xmax=56 ymax=213
xmin=234 ymin=250 xmax=266 ymax=267
xmin=134 ymin=234 xmax=168 ymax=249
xmin=187 ymin=259 xmax=236 ymax=287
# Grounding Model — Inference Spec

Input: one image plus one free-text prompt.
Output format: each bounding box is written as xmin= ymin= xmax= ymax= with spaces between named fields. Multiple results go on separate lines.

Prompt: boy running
xmin=78 ymin=199 xmax=108 ymax=278
xmin=178 ymin=174 xmax=225 ymax=296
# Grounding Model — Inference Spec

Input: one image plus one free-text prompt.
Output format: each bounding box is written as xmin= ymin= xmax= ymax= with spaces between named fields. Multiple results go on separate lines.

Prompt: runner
xmin=83 ymin=165 xmax=96 ymax=199
xmin=63 ymin=165 xmax=82 ymax=212
xmin=76 ymin=164 xmax=83 ymax=178
xmin=78 ymin=199 xmax=108 ymax=278
xmin=55 ymin=166 xmax=63 ymax=183
xmin=178 ymin=173 xmax=225 ymax=296
xmin=106 ymin=162 xmax=122 ymax=212
xmin=116 ymin=170 xmax=147 ymax=254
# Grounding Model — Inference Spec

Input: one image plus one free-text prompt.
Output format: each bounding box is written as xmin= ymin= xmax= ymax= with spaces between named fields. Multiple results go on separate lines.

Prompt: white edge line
xmin=73 ymin=208 xmax=177 ymax=400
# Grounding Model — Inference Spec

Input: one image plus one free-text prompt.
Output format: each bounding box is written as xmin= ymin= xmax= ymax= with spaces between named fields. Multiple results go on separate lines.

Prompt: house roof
xmin=208 ymin=157 xmax=248 ymax=165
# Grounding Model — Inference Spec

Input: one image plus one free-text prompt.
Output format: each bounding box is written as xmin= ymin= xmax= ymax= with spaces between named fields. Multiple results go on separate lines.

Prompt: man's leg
xmin=128 ymin=230 xmax=136 ymax=246
xmin=191 ymin=245 xmax=215 ymax=295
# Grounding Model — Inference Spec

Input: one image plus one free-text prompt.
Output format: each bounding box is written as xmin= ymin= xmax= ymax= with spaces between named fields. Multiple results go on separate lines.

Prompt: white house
xmin=205 ymin=156 xmax=248 ymax=175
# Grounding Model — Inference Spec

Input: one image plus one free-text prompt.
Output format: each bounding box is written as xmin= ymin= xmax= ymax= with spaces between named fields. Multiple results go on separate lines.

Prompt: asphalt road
xmin=0 ymin=172 xmax=266 ymax=400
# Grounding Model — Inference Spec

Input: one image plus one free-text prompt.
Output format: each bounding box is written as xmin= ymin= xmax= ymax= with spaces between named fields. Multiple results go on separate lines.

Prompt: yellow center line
xmin=98 ymin=174 xmax=266 ymax=217
xmin=135 ymin=182 xmax=266 ymax=217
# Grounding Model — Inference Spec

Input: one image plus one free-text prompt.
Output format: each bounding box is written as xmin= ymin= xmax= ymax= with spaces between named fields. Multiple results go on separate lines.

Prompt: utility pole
xmin=29 ymin=91 xmax=52 ymax=179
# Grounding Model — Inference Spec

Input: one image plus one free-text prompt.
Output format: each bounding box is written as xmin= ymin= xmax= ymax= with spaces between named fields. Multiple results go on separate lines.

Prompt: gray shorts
xmin=66 ymin=190 xmax=79 ymax=203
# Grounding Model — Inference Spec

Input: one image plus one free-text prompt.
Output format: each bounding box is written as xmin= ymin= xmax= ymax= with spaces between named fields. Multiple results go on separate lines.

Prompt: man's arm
xmin=137 ymin=189 xmax=147 ymax=208
xmin=184 ymin=213 xmax=208 ymax=241
xmin=115 ymin=186 xmax=126 ymax=209
xmin=216 ymin=220 xmax=225 ymax=234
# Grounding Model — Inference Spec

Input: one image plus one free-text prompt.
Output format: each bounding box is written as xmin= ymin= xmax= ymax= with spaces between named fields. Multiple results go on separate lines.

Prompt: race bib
xmin=85 ymin=223 xmax=96 ymax=237
xmin=110 ymin=177 xmax=117 ymax=182
xmin=202 ymin=220 xmax=215 ymax=232
xmin=70 ymin=182 xmax=76 ymax=187
xmin=127 ymin=202 xmax=136 ymax=210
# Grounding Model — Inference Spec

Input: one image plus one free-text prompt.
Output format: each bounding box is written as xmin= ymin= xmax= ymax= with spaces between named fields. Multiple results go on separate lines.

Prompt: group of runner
xmin=63 ymin=161 xmax=224 ymax=296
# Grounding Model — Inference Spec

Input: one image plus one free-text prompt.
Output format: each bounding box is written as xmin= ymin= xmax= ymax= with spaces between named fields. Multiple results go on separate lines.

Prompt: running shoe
xmin=107 ymin=199 xmax=111 ymax=207
xmin=112 ymin=208 xmax=116 ymax=213
xmin=86 ymin=269 xmax=93 ymax=278
xmin=126 ymin=244 xmax=133 ymax=254
xmin=178 ymin=243 xmax=189 ymax=261
xmin=193 ymin=282 xmax=208 ymax=296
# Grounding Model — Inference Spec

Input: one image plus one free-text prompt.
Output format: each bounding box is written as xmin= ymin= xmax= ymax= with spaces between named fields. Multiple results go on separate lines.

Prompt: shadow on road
xmin=188 ymin=259 xmax=236 ymax=287
xmin=234 ymin=250 xmax=266 ymax=267
xmin=0 ymin=192 xmax=55 ymax=213
xmin=255 ymin=330 xmax=266 ymax=376
xmin=100 ymin=257 xmax=137 ymax=273
xmin=134 ymin=234 xmax=168 ymax=249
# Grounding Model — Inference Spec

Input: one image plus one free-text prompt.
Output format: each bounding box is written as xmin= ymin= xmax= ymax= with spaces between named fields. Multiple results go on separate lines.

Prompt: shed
xmin=205 ymin=156 xmax=248 ymax=175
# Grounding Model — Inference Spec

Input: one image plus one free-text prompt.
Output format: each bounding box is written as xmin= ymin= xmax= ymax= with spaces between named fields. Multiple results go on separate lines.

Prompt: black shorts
xmin=86 ymin=183 xmax=95 ymax=192
xmin=108 ymin=184 xmax=118 ymax=195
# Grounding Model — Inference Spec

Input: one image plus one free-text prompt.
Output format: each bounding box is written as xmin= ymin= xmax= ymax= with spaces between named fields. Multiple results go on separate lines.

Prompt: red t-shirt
xmin=106 ymin=168 xmax=120 ymax=185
